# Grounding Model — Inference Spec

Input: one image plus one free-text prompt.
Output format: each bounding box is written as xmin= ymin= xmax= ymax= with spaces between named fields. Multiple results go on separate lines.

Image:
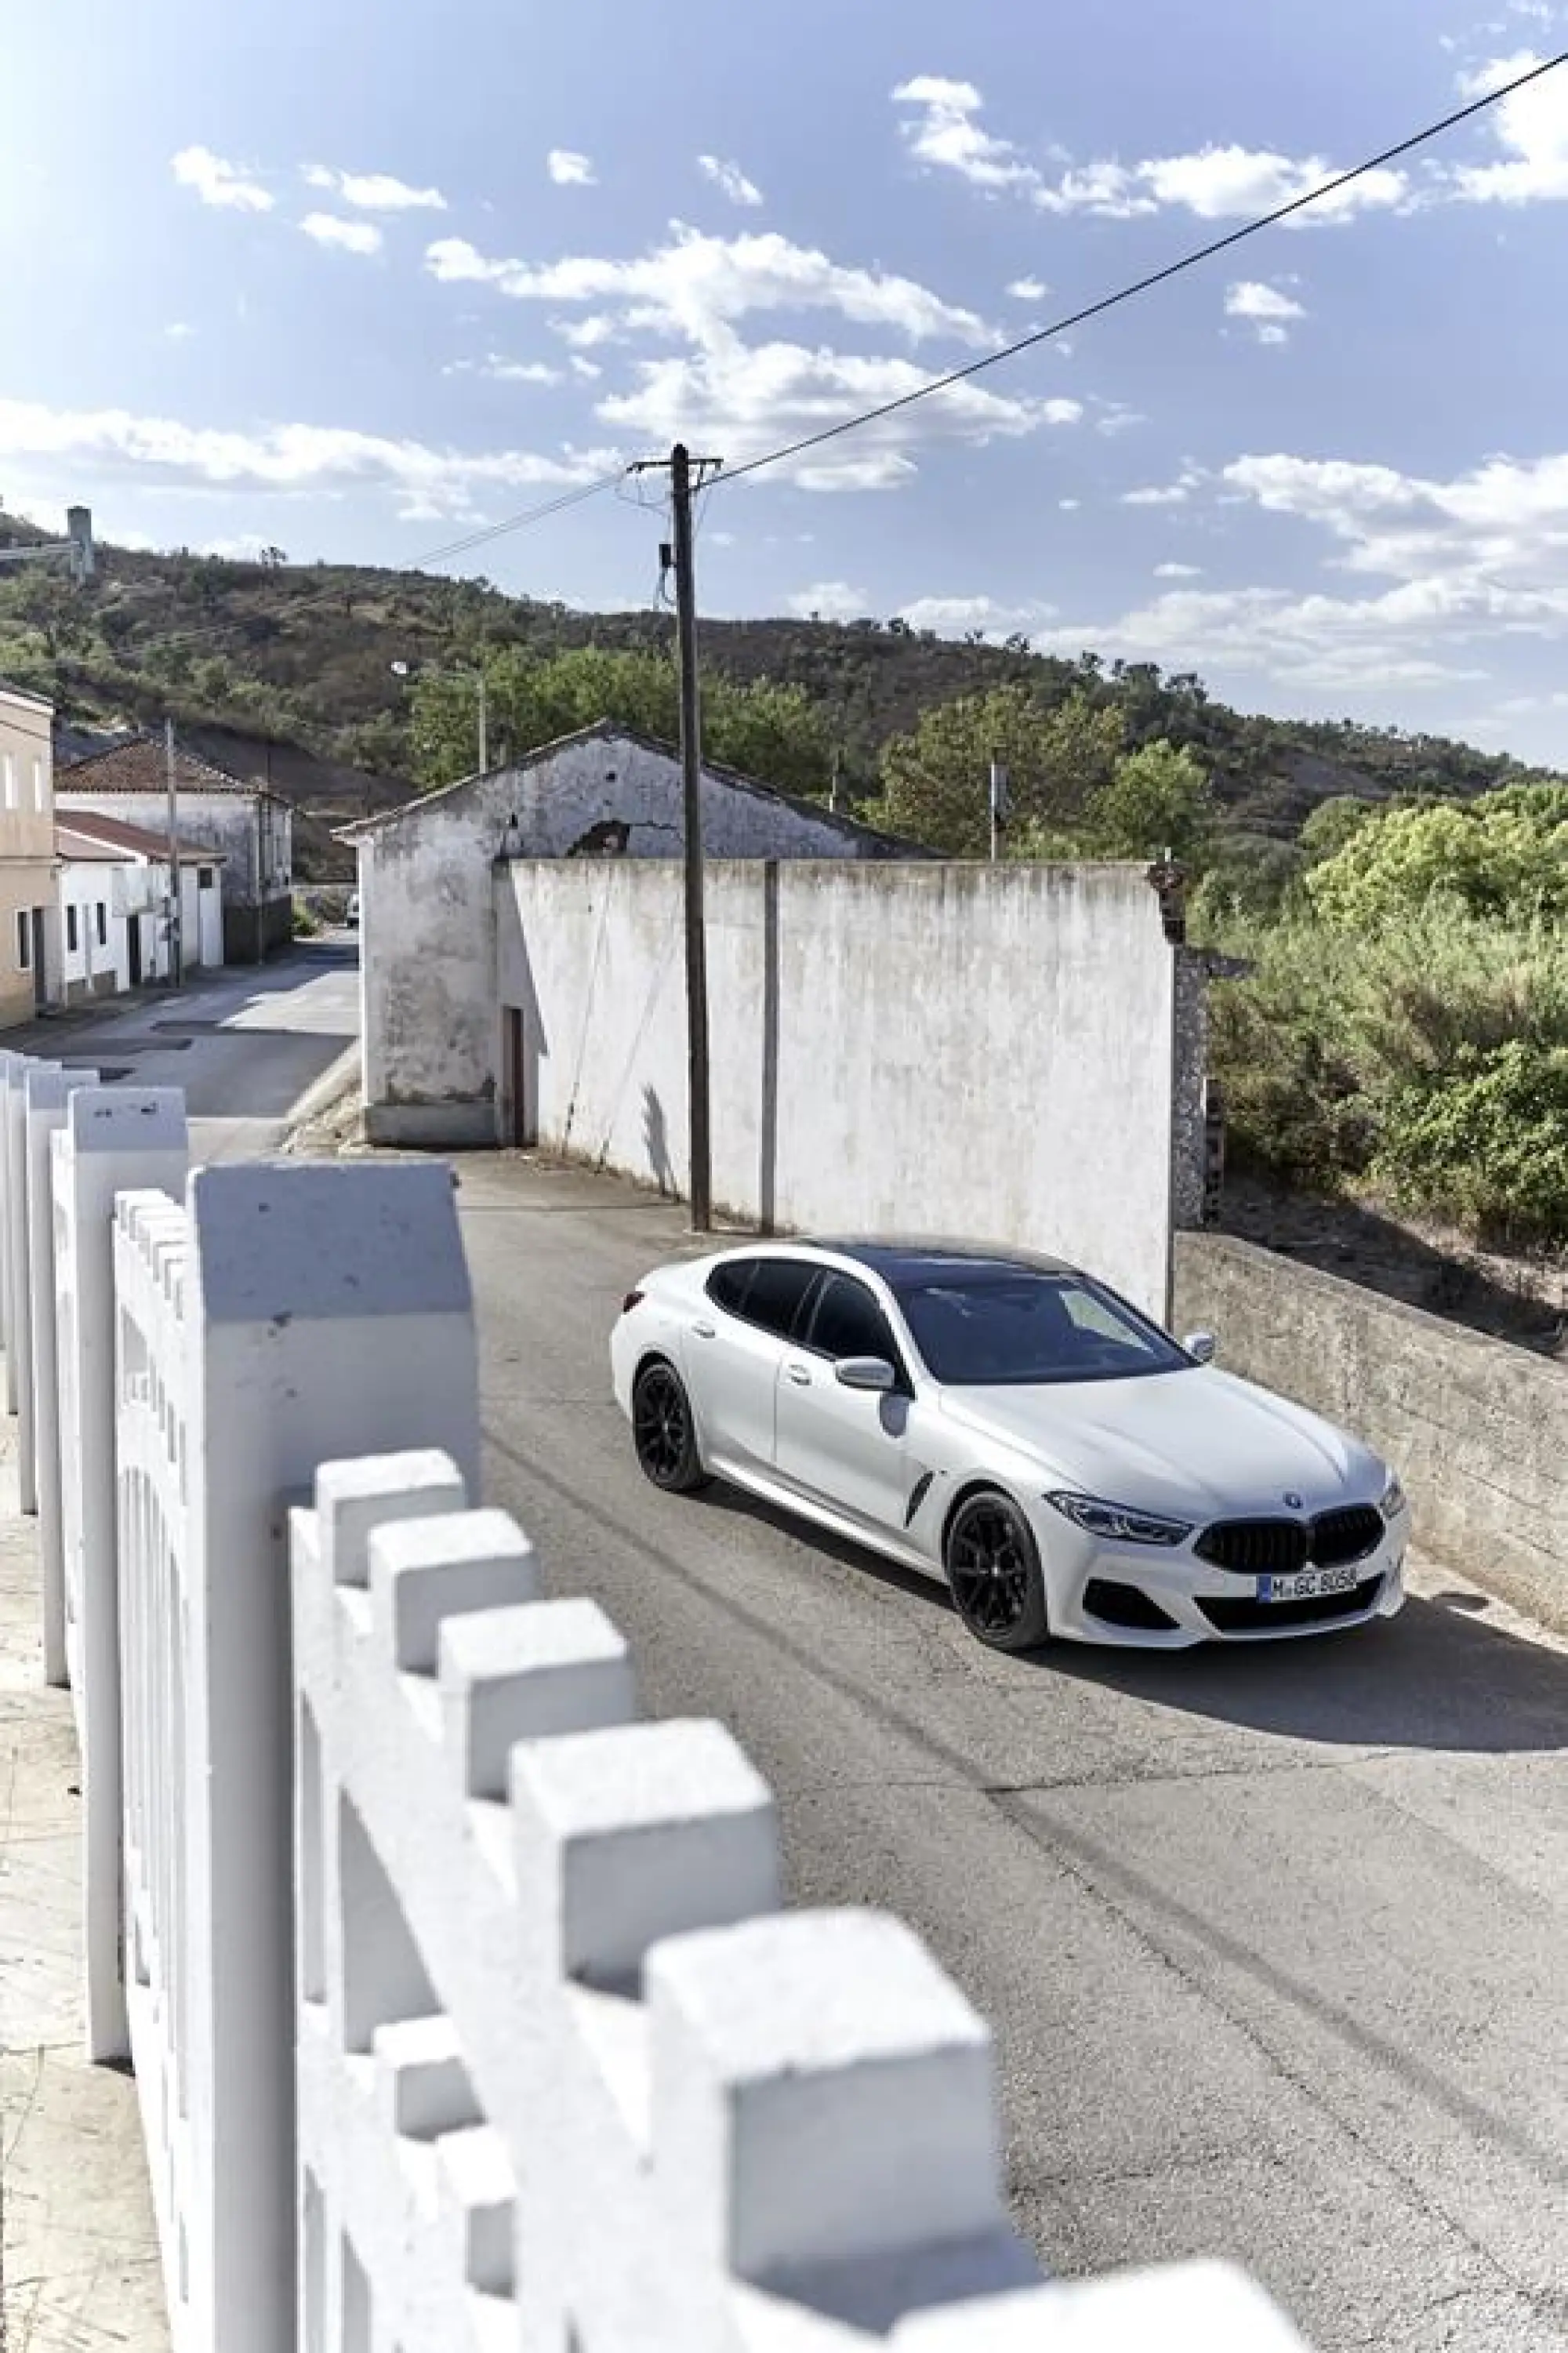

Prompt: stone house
xmin=340 ymin=721 xmax=921 ymax=1146
xmin=57 ymin=733 xmax=293 ymax=963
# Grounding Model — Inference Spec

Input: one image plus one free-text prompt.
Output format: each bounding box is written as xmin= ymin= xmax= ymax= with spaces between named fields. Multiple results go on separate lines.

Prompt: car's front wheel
xmin=945 ymin=1490 xmax=1050 ymax=1652
xmin=632 ymin=1360 xmax=711 ymax=1494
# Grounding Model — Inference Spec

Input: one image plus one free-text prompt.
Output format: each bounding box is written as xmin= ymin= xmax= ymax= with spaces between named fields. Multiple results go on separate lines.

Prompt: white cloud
xmin=1225 ymin=278 xmax=1308 ymax=343
xmin=1006 ymin=276 xmax=1047 ymax=301
xmin=1447 ymin=49 xmax=1568 ymax=201
xmin=569 ymin=355 xmax=602 ymax=380
xmin=788 ymin=580 xmax=867 ymax=620
xmin=165 ymin=322 xmax=198 ymax=341
xmin=303 ymin=165 xmax=446 ymax=211
xmin=301 ymin=212 xmax=383 ymax=256
xmin=1043 ymin=441 xmax=1568 ymax=698
xmin=172 ymin=146 xmax=273 ymax=212
xmin=548 ymin=149 xmax=597 ymax=187
xmin=1058 ymin=497 xmax=1081 ymax=510
xmin=1154 ymin=561 xmax=1204 ymax=578
xmin=443 ymin=354 xmax=562 ymax=383
xmin=898 ymin=594 xmax=1057 ymax=637
xmin=0 ymin=394 xmax=617 ymax=524
xmin=553 ymin=315 xmax=620 ymax=350
xmin=699 ymin=155 xmax=764 ymax=208
xmin=891 ymin=81 xmax=1409 ymax=223
xmin=1123 ymin=480 xmax=1196 ymax=507
xmin=893 ymin=77 xmax=1044 ymax=196
xmin=426 ymin=223 xmax=992 ymax=348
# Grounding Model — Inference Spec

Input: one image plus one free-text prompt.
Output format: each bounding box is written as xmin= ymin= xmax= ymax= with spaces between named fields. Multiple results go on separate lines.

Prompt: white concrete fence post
xmin=117 ymin=1159 xmax=480 ymax=2353
xmin=5 ymin=1054 xmax=56 ymax=1480
xmin=28 ymin=1062 xmax=100 ymax=1687
xmin=53 ymin=1086 xmax=190 ymax=2063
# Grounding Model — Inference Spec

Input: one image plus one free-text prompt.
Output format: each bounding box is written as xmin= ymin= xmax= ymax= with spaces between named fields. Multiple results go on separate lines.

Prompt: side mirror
xmin=836 ymin=1356 xmax=897 ymax=1394
xmin=1183 ymin=1331 xmax=1217 ymax=1366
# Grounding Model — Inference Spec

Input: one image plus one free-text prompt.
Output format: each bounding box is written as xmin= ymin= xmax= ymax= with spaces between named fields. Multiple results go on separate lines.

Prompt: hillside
xmin=0 ymin=516 xmax=1550 ymax=860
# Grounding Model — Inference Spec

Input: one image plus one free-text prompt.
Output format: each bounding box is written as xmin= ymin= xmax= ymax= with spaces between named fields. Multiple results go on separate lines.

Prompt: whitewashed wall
xmin=501 ymin=859 xmax=1187 ymax=1320
xmin=357 ymin=728 xmax=911 ymax=1148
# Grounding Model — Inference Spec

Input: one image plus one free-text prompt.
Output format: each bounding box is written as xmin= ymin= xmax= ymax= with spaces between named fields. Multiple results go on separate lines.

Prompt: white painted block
xmin=369 ymin=1507 xmax=539 ymax=1673
xmin=318 ymin=1452 xmax=470 ymax=1589
xmin=514 ymin=1717 xmax=781 ymax=1993
xmin=373 ymin=2015 xmax=480 ymax=2140
xmin=439 ymin=1598 xmax=636 ymax=1799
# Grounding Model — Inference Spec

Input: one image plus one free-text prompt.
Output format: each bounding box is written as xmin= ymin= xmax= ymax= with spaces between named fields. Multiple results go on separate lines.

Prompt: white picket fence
xmin=0 ymin=1045 xmax=1312 ymax=2352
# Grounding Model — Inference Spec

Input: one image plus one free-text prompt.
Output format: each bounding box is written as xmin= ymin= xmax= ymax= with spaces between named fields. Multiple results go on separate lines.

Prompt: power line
xmin=720 ymin=50 xmax=1568 ymax=488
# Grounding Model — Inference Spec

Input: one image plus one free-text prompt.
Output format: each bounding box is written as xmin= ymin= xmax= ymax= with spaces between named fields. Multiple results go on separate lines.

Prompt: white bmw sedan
xmin=610 ymin=1238 xmax=1410 ymax=1652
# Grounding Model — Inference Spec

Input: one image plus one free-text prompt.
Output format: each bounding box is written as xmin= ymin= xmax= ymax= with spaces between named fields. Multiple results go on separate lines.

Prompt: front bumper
xmin=1033 ymin=1507 xmax=1410 ymax=1647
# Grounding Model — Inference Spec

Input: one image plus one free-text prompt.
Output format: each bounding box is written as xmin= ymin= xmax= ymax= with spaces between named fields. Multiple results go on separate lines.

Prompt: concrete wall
xmin=503 ymin=859 xmax=1186 ymax=1319
xmin=1174 ymin=1233 xmax=1568 ymax=1634
xmin=358 ymin=732 xmax=911 ymax=1152
xmin=0 ymin=688 xmax=59 ymax=1026
xmin=59 ymin=866 xmax=126 ymax=1000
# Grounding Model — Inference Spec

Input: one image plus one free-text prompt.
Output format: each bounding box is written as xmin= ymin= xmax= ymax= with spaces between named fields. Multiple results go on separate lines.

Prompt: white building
xmin=340 ymin=721 xmax=921 ymax=1147
xmin=58 ymin=732 xmax=292 ymax=963
xmin=56 ymin=811 xmax=225 ymax=999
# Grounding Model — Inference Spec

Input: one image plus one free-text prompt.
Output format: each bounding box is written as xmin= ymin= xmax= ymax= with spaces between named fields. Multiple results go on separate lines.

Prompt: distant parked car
xmin=345 ymin=891 xmax=360 ymax=928
xmin=610 ymin=1238 xmax=1410 ymax=1653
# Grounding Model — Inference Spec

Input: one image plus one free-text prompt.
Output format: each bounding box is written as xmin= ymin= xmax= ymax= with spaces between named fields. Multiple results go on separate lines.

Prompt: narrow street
xmin=27 ymin=939 xmax=358 ymax=1166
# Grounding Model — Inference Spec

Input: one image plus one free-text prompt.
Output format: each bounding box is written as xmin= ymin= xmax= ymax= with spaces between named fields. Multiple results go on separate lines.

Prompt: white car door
xmin=773 ymin=1270 xmax=916 ymax=1537
xmin=682 ymin=1256 xmax=818 ymax=1475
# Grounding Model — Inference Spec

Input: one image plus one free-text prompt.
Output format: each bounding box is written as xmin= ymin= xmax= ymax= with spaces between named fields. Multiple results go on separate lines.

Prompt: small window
xmin=804 ymin=1271 xmax=899 ymax=1367
xmin=706 ymin=1262 xmax=753 ymax=1316
xmin=96 ymin=904 xmax=107 ymax=946
xmin=2 ymin=754 xmax=14 ymax=811
xmin=16 ymin=912 xmax=29 ymax=971
xmin=66 ymin=905 xmax=79 ymax=953
xmin=198 ymin=866 xmax=214 ymax=888
xmin=724 ymin=1256 xmax=818 ymax=1342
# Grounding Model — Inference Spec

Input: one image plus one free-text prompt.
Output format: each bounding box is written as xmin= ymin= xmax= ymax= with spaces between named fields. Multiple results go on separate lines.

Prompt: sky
xmin=6 ymin=0 xmax=1568 ymax=761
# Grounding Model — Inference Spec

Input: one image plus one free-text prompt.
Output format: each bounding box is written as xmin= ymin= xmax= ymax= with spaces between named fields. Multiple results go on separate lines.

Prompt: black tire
xmin=632 ymin=1360 xmax=711 ymax=1494
xmin=945 ymin=1490 xmax=1050 ymax=1652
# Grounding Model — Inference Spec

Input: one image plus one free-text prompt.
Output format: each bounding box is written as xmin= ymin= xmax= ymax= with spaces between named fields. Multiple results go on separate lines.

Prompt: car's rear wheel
xmin=632 ymin=1360 xmax=710 ymax=1494
xmin=946 ymin=1491 xmax=1050 ymax=1652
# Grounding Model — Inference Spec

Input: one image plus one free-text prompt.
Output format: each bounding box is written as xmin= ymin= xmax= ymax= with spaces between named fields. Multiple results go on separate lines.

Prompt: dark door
xmin=505 ymin=1008 xmax=532 ymax=1146
xmin=30 ymin=910 xmax=46 ymax=1011
xmin=127 ymin=913 xmax=143 ymax=988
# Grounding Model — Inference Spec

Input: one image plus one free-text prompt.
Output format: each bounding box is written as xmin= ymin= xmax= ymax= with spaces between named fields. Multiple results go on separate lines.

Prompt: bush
xmin=1374 ymin=1043 xmax=1568 ymax=1245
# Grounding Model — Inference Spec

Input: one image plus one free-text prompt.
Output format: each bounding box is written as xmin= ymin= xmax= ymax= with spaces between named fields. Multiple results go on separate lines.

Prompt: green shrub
xmin=1374 ymin=1043 xmax=1568 ymax=1245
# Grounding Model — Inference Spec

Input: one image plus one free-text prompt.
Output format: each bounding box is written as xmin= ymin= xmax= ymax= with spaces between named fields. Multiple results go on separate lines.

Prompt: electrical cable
xmin=719 ymin=50 xmax=1568 ymax=488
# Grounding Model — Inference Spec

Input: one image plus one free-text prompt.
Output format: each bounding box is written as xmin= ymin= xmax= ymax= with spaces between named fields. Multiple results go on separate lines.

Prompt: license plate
xmin=1257 ymin=1565 xmax=1359 ymax=1603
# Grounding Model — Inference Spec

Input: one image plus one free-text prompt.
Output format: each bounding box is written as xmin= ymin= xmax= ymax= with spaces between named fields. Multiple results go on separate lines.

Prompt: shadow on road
xmin=702 ymin=1487 xmax=1568 ymax=1758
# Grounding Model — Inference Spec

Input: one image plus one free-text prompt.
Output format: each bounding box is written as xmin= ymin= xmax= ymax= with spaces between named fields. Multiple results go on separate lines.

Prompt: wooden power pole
xmin=630 ymin=441 xmax=723 ymax=1231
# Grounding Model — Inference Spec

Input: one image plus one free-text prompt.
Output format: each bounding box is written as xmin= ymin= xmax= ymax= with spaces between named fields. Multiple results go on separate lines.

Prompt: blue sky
xmin=6 ymin=0 xmax=1568 ymax=760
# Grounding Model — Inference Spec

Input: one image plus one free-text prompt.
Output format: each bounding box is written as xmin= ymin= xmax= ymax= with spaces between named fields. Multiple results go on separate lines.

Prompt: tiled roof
xmin=58 ymin=732 xmax=286 ymax=803
xmin=55 ymin=810 xmax=225 ymax=863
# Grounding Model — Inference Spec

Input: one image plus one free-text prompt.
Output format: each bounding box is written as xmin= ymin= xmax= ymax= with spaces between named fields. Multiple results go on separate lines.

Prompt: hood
xmin=938 ymin=1367 xmax=1384 ymax=1518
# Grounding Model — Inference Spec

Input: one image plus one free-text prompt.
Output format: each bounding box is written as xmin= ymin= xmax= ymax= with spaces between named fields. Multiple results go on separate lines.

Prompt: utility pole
xmin=164 ymin=717 xmax=183 ymax=987
xmin=989 ymin=753 xmax=1009 ymax=863
xmin=477 ymin=666 xmax=489 ymax=776
xmin=629 ymin=441 xmax=724 ymax=1231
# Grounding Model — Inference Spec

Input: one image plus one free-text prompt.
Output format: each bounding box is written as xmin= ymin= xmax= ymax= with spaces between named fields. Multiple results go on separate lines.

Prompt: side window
xmin=807 ymin=1272 xmax=899 ymax=1367
xmin=739 ymin=1258 xmax=818 ymax=1342
xmin=706 ymin=1260 xmax=753 ymax=1316
xmin=66 ymin=905 xmax=79 ymax=953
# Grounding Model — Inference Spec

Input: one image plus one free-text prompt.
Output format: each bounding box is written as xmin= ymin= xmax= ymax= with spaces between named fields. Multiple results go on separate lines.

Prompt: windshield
xmin=895 ymin=1269 xmax=1191 ymax=1387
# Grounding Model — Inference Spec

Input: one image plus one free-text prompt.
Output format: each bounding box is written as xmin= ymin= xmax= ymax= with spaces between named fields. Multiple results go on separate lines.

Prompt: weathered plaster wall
xmin=358 ymin=735 xmax=909 ymax=1147
xmin=58 ymin=791 xmax=292 ymax=963
xmin=502 ymin=857 xmax=1186 ymax=1319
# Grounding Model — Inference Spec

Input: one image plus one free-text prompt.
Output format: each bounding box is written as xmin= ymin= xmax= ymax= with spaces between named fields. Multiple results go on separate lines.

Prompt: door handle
xmin=786 ymin=1363 xmax=812 ymax=1385
xmin=692 ymin=1320 xmax=717 ymax=1340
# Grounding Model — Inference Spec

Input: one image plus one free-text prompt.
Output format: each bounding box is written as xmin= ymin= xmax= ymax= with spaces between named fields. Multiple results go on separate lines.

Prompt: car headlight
xmin=1045 ymin=1492 xmax=1193 ymax=1547
xmin=1380 ymin=1472 xmax=1408 ymax=1521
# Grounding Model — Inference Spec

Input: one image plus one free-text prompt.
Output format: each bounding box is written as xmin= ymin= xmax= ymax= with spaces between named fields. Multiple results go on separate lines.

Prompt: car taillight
xmin=622 ymin=1289 xmax=645 ymax=1315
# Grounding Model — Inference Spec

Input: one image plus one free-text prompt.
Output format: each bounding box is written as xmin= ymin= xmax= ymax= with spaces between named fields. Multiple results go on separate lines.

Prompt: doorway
xmin=127 ymin=913 xmax=143 ymax=989
xmin=504 ymin=1008 xmax=535 ymax=1147
xmin=30 ymin=910 xmax=46 ymax=1011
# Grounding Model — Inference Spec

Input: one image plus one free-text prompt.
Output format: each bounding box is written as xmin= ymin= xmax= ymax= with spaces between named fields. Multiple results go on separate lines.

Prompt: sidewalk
xmin=0 ymin=1417 xmax=169 ymax=2350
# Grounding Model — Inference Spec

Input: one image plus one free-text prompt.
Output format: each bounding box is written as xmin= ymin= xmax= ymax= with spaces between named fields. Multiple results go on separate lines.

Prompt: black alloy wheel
xmin=632 ymin=1360 xmax=710 ymax=1494
xmin=945 ymin=1491 xmax=1050 ymax=1652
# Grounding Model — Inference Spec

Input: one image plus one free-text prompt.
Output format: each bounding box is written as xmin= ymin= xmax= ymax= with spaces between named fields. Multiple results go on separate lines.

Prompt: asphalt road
xmin=455 ymin=1153 xmax=1568 ymax=2353
xmin=28 ymin=939 xmax=359 ymax=1165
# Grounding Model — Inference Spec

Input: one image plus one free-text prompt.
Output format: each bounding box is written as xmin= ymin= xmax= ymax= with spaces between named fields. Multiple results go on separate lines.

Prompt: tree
xmin=1305 ymin=790 xmax=1568 ymax=928
xmin=876 ymin=684 xmax=1123 ymax=856
xmin=1076 ymin=739 xmax=1215 ymax=864
xmin=1299 ymin=794 xmax=1378 ymax=867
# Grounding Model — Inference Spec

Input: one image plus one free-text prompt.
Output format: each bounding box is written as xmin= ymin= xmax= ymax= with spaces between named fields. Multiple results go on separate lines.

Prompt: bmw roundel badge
xmin=1283 ymin=1491 xmax=1303 ymax=1510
